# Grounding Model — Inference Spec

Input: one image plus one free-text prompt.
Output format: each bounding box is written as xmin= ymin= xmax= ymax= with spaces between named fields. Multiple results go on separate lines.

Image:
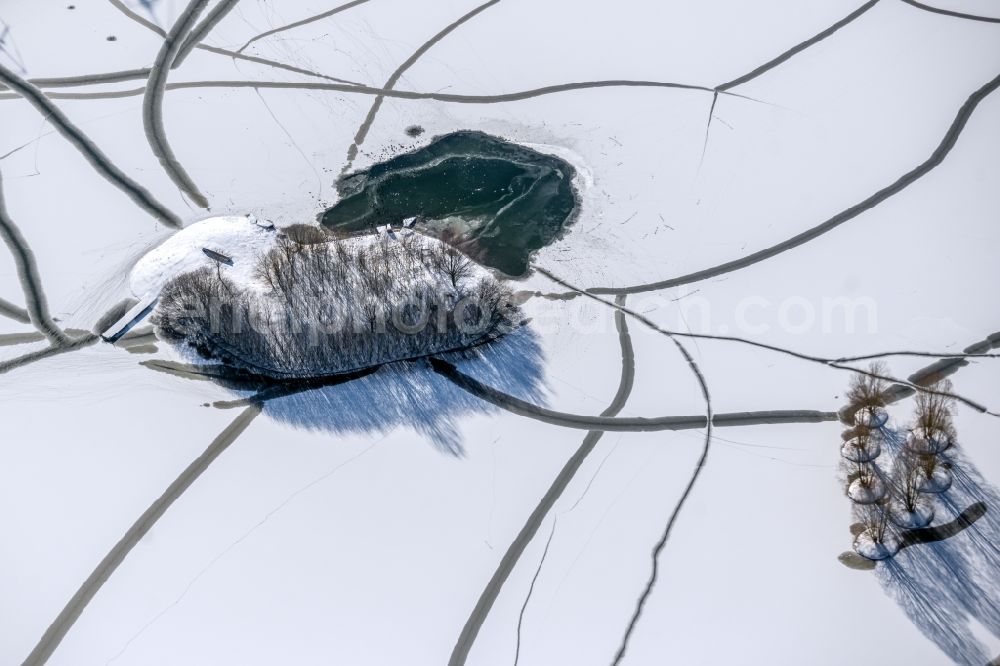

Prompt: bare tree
xmin=845 ymin=424 xmax=879 ymax=462
xmin=433 ymin=245 xmax=474 ymax=289
xmin=854 ymin=460 xmax=879 ymax=493
xmin=917 ymin=452 xmax=941 ymax=483
xmin=858 ymin=500 xmax=890 ymax=547
xmin=847 ymin=361 xmax=889 ymax=425
xmin=892 ymin=449 xmax=923 ymax=514
xmin=913 ymin=378 xmax=955 ymax=449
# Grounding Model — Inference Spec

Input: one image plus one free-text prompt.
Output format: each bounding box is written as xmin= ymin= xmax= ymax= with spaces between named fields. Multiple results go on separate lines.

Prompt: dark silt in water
xmin=320 ymin=131 xmax=579 ymax=276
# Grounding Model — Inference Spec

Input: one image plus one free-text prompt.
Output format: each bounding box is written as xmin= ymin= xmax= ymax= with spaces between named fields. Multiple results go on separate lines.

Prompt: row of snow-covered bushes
xmin=152 ymin=231 xmax=522 ymax=378
xmin=841 ymin=363 xmax=958 ymax=560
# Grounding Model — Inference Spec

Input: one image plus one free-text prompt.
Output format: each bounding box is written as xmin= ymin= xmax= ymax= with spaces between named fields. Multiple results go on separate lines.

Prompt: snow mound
xmin=841 ymin=435 xmax=882 ymax=463
xmin=887 ymin=498 xmax=935 ymax=529
xmin=854 ymin=408 xmax=888 ymax=428
xmin=906 ymin=430 xmax=953 ymax=455
xmin=853 ymin=530 xmax=900 ymax=561
xmin=847 ymin=478 xmax=887 ymax=504
xmin=916 ymin=466 xmax=953 ymax=494
xmin=130 ymin=215 xmax=278 ymax=296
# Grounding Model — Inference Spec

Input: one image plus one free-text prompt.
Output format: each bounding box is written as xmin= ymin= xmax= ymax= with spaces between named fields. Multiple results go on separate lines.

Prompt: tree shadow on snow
xmin=145 ymin=325 xmax=547 ymax=455
xmin=876 ymin=452 xmax=1000 ymax=665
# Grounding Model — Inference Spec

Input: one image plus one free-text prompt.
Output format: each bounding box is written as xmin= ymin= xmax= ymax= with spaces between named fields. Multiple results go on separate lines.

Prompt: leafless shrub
xmin=433 ymin=245 xmax=474 ymax=288
xmin=917 ymin=452 xmax=940 ymax=482
xmin=858 ymin=501 xmax=890 ymax=545
xmin=282 ymin=224 xmax=329 ymax=245
xmin=847 ymin=361 xmax=889 ymax=424
xmin=893 ymin=449 xmax=923 ymax=512
xmin=913 ymin=379 xmax=955 ymax=444
xmin=855 ymin=460 xmax=879 ymax=490
xmin=851 ymin=424 xmax=873 ymax=456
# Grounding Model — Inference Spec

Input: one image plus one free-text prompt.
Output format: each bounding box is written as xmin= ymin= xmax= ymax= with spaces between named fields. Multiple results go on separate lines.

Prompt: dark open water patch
xmin=320 ymin=131 xmax=579 ymax=276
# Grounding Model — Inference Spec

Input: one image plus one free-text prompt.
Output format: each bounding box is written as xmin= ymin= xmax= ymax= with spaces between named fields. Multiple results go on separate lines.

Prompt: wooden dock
xmin=101 ymin=292 xmax=159 ymax=344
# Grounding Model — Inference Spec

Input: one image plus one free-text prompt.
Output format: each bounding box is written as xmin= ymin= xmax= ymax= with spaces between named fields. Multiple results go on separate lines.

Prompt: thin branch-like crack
xmin=106 ymin=0 xmax=163 ymax=36
xmin=201 ymin=44 xmax=362 ymax=85
xmin=253 ymin=88 xmax=323 ymax=201
xmin=697 ymin=90 xmax=719 ymax=173
xmin=0 ymin=61 xmax=181 ymax=228
xmin=0 ymin=21 xmax=28 ymax=74
xmin=19 ymin=406 xmax=261 ymax=666
xmin=587 ymin=69 xmax=1000 ymax=294
xmin=105 ymin=0 xmax=362 ymax=87
xmin=586 ymin=71 xmax=1000 ymax=296
xmin=142 ymin=0 xmax=212 ymax=209
xmin=448 ymin=295 xmax=636 ymax=666
xmin=537 ymin=268 xmax=1000 ymax=417
xmin=104 ymin=437 xmax=380 ymax=665
xmin=513 ymin=519 xmax=557 ymax=666
xmin=344 ymin=0 xmax=502 ymax=171
xmin=611 ymin=336 xmax=713 ymax=666
xmin=528 ymin=292 xmax=1000 ymax=365
xmin=235 ymin=0 xmax=373 ymax=54
xmin=0 ymin=168 xmax=68 ymax=344
xmin=833 ymin=349 xmax=1000 ymax=362
xmin=716 ymin=0 xmax=881 ymax=91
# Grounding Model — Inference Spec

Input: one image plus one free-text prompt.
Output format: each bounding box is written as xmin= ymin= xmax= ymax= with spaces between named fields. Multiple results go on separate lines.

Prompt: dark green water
xmin=320 ymin=131 xmax=578 ymax=276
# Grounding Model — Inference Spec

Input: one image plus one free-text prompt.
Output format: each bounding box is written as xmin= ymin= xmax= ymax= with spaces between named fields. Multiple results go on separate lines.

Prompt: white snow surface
xmin=129 ymin=215 xmax=278 ymax=297
xmin=1 ymin=1 xmax=998 ymax=665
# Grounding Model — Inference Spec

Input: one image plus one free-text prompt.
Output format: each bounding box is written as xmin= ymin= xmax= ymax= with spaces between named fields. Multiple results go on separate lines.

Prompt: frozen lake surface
xmin=1 ymin=1 xmax=999 ymax=665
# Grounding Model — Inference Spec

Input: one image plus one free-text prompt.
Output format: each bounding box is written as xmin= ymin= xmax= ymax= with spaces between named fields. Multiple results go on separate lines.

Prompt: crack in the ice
xmin=899 ymin=0 xmax=1000 ymax=24
xmin=0 ymin=62 xmax=182 ymax=228
xmin=18 ymin=406 xmax=261 ymax=666
xmin=0 ymin=68 xmax=152 ymax=91
xmin=586 ymin=70 xmax=1000 ymax=296
xmin=0 ymin=334 xmax=98 ymax=375
xmin=539 ymin=268 xmax=1000 ymax=419
xmin=172 ymin=0 xmax=243 ymax=67
xmin=106 ymin=0 xmax=363 ymax=86
xmin=0 ymin=169 xmax=68 ymax=345
xmin=433 ymin=356 xmax=833 ymax=431
xmin=716 ymin=0 xmax=881 ymax=91
xmin=0 ymin=78 xmax=726 ymax=103
xmin=103 ymin=437 xmax=380 ymax=665
xmin=235 ymin=0 xmax=374 ymax=54
xmin=447 ymin=295 xmax=636 ymax=666
xmin=343 ymin=0 xmax=502 ymax=172
xmin=0 ymin=297 xmax=30 ymax=323
xmin=5 ymin=4 xmax=998 ymax=664
xmin=142 ymin=0 xmax=212 ymax=209
xmin=609 ymin=337 xmax=713 ymax=666
xmin=512 ymin=518 xmax=556 ymax=666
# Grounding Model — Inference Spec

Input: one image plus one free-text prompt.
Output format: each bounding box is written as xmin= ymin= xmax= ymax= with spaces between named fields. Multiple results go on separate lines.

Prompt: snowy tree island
xmin=131 ymin=216 xmax=523 ymax=379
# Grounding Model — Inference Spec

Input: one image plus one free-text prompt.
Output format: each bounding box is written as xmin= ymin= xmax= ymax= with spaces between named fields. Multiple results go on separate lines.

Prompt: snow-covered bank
xmin=129 ymin=215 xmax=278 ymax=297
